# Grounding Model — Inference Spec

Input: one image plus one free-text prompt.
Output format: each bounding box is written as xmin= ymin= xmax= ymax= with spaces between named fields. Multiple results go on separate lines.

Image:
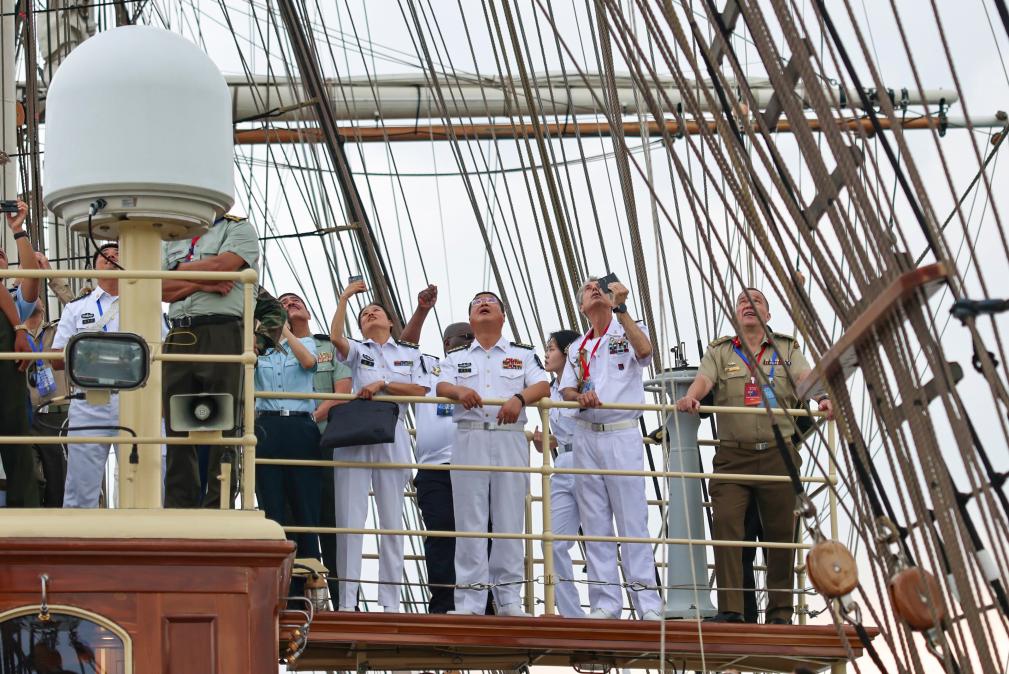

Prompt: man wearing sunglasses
xmin=437 ymin=291 xmax=549 ymax=616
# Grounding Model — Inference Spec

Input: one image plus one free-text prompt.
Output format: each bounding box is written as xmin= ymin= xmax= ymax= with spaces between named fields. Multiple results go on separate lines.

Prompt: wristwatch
xmin=13 ymin=323 xmax=27 ymax=332
xmin=612 ymin=304 xmax=627 ymax=314
xmin=12 ymin=230 xmax=29 ymax=241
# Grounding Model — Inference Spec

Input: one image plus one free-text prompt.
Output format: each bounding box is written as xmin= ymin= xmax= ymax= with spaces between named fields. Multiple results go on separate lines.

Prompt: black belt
xmin=257 ymin=410 xmax=313 ymax=418
xmin=169 ymin=314 xmax=241 ymax=329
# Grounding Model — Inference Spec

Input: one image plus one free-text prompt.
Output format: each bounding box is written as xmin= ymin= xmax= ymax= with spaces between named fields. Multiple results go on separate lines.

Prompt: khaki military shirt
xmin=163 ymin=215 xmax=260 ymax=319
xmin=698 ymin=332 xmax=811 ymax=443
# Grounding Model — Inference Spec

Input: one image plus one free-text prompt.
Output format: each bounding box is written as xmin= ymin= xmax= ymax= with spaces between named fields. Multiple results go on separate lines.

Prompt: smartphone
xmin=597 ymin=272 xmax=619 ymax=295
xmin=348 ymin=274 xmax=364 ymax=284
xmin=0 ymin=200 xmax=19 ymax=214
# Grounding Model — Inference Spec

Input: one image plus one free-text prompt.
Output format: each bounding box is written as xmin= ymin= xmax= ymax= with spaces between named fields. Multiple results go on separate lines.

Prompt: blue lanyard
xmin=732 ymin=344 xmax=777 ymax=381
xmin=96 ymin=296 xmax=108 ymax=332
xmin=26 ymin=332 xmax=44 ymax=367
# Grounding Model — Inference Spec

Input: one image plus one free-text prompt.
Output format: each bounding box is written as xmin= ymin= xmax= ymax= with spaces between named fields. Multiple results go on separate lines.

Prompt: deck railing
xmin=0 ymin=266 xmax=838 ymax=621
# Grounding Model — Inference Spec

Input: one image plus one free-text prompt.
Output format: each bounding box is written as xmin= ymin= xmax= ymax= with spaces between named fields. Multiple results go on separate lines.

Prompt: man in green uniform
xmin=676 ymin=288 xmax=832 ymax=624
xmin=162 ymin=214 xmax=261 ymax=508
xmin=280 ymin=291 xmax=352 ymax=601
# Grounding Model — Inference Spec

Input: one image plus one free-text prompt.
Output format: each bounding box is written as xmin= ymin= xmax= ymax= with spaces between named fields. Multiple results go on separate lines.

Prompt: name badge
xmin=458 ymin=362 xmax=472 ymax=374
xmin=81 ymin=312 xmax=95 ymax=325
xmin=361 ymin=355 xmax=375 ymax=367
xmin=743 ymin=382 xmax=761 ymax=406
xmin=436 ymin=402 xmax=454 ymax=417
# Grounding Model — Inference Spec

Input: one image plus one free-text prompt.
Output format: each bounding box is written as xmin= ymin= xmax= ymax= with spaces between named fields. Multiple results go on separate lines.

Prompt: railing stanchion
xmin=241 ymin=277 xmax=256 ymax=510
xmin=540 ymin=402 xmax=555 ymax=616
xmin=524 ymin=493 xmax=535 ymax=615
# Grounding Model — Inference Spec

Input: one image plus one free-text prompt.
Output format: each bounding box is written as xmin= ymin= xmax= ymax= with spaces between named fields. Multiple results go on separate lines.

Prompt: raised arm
xmin=7 ymin=201 xmax=40 ymax=303
xmin=609 ymin=282 xmax=651 ymax=360
xmin=329 ymin=280 xmax=365 ymax=360
xmin=283 ymin=325 xmax=317 ymax=370
xmin=400 ymin=284 xmax=437 ymax=344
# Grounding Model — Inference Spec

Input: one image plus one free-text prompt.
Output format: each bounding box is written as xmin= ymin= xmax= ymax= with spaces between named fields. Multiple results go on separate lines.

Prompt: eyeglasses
xmin=470 ymin=296 xmax=500 ymax=307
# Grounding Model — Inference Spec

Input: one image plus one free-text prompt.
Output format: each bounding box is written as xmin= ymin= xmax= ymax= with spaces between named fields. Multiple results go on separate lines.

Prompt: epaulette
xmin=312 ymin=333 xmax=330 ymax=342
xmin=510 ymin=341 xmax=534 ymax=350
xmin=771 ymin=332 xmax=797 ymax=343
xmin=68 ymin=290 xmax=92 ymax=305
xmin=395 ymin=338 xmax=420 ymax=349
xmin=221 ymin=213 xmax=245 ymax=222
xmin=708 ymin=336 xmax=733 ymax=348
xmin=446 ymin=344 xmax=468 ymax=354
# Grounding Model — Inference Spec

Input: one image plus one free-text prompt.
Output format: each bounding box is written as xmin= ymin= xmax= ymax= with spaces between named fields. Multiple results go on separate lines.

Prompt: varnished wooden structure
xmin=282 ymin=611 xmax=879 ymax=672
xmin=797 ymin=262 xmax=950 ymax=400
xmin=0 ymin=510 xmax=294 ymax=674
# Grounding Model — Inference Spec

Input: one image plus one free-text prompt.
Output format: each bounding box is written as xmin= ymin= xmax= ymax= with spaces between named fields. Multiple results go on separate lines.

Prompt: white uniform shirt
xmin=414 ymin=354 xmax=454 ymax=465
xmin=337 ymin=337 xmax=428 ymax=416
xmin=559 ymin=317 xmax=650 ymax=424
xmin=437 ymin=337 xmax=548 ymax=426
xmin=51 ymin=286 xmax=121 ymax=350
xmin=549 ymin=381 xmax=577 ymax=448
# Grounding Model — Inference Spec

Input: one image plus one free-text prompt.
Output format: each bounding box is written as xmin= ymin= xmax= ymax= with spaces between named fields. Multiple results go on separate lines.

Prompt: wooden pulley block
xmin=806 ymin=540 xmax=858 ymax=597
xmin=889 ymin=567 xmax=946 ymax=631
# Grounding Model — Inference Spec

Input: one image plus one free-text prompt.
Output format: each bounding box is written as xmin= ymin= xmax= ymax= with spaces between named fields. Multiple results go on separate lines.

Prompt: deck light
xmin=65 ymin=332 xmax=149 ymax=391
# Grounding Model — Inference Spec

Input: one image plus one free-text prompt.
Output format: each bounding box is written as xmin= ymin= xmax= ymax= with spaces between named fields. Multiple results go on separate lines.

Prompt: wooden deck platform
xmin=283 ymin=611 xmax=879 ymax=672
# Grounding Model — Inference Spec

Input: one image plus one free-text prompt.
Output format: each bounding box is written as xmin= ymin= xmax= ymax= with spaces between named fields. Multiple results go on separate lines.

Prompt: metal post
xmin=241 ymin=278 xmax=256 ymax=509
xmin=796 ymin=525 xmax=807 ymax=625
xmin=1 ymin=0 xmax=17 ymax=221
xmin=658 ymin=367 xmax=717 ymax=618
xmin=524 ymin=493 xmax=535 ymax=615
xmin=540 ymin=404 xmax=555 ymax=616
xmin=117 ymin=227 xmax=165 ymax=508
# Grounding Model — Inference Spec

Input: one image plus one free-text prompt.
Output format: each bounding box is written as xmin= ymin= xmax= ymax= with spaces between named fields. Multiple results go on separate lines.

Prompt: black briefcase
xmin=320 ymin=399 xmax=400 ymax=449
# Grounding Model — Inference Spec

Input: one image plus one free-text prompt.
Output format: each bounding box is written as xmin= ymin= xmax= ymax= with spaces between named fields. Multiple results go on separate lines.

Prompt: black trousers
xmin=319 ymin=461 xmax=340 ymax=604
xmin=32 ymin=410 xmax=68 ymax=508
xmin=255 ymin=414 xmax=323 ymax=559
xmin=742 ymin=495 xmax=763 ymax=623
xmin=414 ymin=466 xmax=456 ymax=613
xmin=163 ymin=321 xmax=242 ymax=508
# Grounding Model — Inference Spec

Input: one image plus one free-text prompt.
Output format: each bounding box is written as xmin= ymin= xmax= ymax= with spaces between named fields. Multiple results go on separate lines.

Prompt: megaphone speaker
xmin=169 ymin=393 xmax=235 ymax=432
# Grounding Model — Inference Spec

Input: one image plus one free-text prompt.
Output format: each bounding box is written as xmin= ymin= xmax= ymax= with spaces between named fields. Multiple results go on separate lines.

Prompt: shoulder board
xmin=395 ymin=339 xmax=420 ymax=349
xmin=446 ymin=344 xmax=468 ymax=354
xmin=312 ymin=333 xmax=331 ymax=342
xmin=422 ymin=353 xmax=440 ymax=362
xmin=221 ymin=213 xmax=245 ymax=222
xmin=771 ymin=332 xmax=797 ymax=343
xmin=68 ymin=291 xmax=91 ymax=305
xmin=510 ymin=341 xmax=534 ymax=350
xmin=708 ymin=336 xmax=733 ymax=348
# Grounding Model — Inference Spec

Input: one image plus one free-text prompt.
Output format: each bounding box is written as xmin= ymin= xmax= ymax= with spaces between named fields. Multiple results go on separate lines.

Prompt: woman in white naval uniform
xmin=330 ymin=280 xmax=428 ymax=612
xmin=532 ymin=329 xmax=584 ymax=617
xmin=559 ymin=278 xmax=663 ymax=620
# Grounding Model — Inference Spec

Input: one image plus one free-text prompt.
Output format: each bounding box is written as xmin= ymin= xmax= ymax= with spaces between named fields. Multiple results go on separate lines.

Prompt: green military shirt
xmin=254 ymin=287 xmax=286 ymax=355
xmin=163 ymin=215 xmax=260 ymax=319
xmin=312 ymin=334 xmax=351 ymax=431
xmin=698 ymin=332 xmax=812 ymax=444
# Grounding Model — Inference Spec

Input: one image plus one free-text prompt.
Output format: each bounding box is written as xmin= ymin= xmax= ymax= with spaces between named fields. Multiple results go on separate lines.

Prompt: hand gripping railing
xmin=255 ymin=389 xmax=835 ymax=617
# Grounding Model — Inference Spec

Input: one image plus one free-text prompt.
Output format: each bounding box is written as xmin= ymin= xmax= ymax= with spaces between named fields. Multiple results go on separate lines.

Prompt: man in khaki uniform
xmin=677 ymin=288 xmax=831 ymax=624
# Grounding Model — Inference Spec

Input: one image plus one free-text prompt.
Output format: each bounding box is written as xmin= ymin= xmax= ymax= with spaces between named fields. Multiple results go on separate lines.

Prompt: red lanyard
xmin=578 ymin=329 xmax=604 ymax=381
xmin=732 ymin=339 xmax=768 ymax=382
xmin=183 ymin=236 xmax=201 ymax=263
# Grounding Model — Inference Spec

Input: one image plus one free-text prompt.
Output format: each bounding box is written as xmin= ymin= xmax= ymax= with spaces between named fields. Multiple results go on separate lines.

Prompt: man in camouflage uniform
xmin=677 ymin=288 xmax=831 ymax=624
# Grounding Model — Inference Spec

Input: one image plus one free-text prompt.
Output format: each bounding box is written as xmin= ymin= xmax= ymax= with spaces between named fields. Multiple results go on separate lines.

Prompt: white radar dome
xmin=43 ymin=26 xmax=234 ymax=240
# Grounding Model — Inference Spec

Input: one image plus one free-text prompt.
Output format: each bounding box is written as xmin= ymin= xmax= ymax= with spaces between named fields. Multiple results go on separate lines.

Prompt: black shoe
xmin=767 ymin=617 xmax=792 ymax=625
xmin=704 ymin=611 xmax=744 ymax=623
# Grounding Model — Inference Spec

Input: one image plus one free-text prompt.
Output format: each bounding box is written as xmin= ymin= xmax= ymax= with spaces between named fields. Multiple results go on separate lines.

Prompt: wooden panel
xmin=164 ymin=617 xmax=217 ymax=674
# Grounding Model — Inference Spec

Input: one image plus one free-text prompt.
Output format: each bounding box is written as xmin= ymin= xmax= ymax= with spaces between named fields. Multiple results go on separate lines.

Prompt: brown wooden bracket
xmin=797 ymin=262 xmax=951 ymax=400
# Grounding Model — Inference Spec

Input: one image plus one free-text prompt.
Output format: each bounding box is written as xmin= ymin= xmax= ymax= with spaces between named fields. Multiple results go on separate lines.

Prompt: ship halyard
xmin=0 ymin=2 xmax=1007 ymax=674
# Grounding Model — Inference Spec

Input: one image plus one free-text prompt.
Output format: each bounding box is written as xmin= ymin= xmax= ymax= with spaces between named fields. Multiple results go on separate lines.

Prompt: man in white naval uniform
xmin=559 ymin=278 xmax=663 ymax=620
xmin=330 ymin=279 xmax=428 ymax=612
xmin=49 ymin=244 xmax=132 ymax=507
xmin=533 ymin=329 xmax=584 ymax=617
xmin=437 ymin=291 xmax=550 ymax=616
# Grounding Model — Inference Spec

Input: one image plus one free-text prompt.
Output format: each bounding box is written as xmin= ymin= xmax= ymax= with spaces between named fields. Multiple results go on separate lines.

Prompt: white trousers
xmin=451 ymin=427 xmax=528 ymax=614
xmin=333 ymin=422 xmax=411 ymax=610
xmin=574 ymin=425 xmax=662 ymax=617
xmin=64 ymin=399 xmax=119 ymax=508
xmin=550 ymin=450 xmax=585 ymax=617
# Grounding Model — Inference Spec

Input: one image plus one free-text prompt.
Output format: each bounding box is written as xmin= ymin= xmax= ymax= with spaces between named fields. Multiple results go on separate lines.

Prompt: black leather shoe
xmin=767 ymin=617 xmax=792 ymax=625
xmin=704 ymin=611 xmax=744 ymax=623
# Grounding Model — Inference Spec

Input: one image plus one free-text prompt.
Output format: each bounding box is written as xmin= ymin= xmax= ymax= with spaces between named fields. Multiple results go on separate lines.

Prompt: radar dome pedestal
xmin=43 ymin=25 xmax=234 ymax=238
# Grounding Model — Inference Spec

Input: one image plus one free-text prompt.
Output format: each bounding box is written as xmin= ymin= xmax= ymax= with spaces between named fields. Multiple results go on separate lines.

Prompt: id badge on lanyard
xmin=735 ymin=343 xmax=776 ymax=406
